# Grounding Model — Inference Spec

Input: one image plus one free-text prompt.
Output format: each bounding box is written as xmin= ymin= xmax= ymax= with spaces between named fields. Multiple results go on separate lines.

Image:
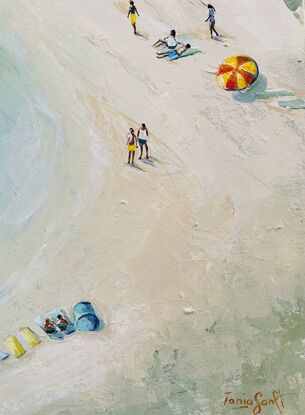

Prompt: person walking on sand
xmin=137 ymin=123 xmax=149 ymax=160
xmin=127 ymin=128 xmax=137 ymax=164
xmin=127 ymin=1 xmax=140 ymax=35
xmin=153 ymin=30 xmax=178 ymax=49
xmin=205 ymin=4 xmax=219 ymax=39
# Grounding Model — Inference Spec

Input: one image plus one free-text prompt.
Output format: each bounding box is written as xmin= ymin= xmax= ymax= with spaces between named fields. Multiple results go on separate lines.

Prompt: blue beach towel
xmin=168 ymin=47 xmax=200 ymax=61
xmin=0 ymin=351 xmax=9 ymax=361
xmin=48 ymin=309 xmax=76 ymax=335
xmin=35 ymin=316 xmax=64 ymax=340
xmin=177 ymin=34 xmax=191 ymax=43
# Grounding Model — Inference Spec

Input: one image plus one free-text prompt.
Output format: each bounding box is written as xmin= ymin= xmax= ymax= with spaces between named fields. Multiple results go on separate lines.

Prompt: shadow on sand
xmin=233 ymin=74 xmax=295 ymax=103
xmin=127 ymin=162 xmax=145 ymax=171
xmin=141 ymin=158 xmax=157 ymax=168
xmin=136 ymin=32 xmax=149 ymax=40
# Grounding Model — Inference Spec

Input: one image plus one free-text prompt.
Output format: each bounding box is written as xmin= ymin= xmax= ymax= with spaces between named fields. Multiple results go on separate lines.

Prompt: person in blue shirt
xmin=205 ymin=4 xmax=219 ymax=39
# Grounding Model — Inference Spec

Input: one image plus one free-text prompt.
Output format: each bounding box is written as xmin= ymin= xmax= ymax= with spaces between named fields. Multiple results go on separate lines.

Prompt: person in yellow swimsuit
xmin=127 ymin=128 xmax=137 ymax=164
xmin=127 ymin=1 xmax=140 ymax=35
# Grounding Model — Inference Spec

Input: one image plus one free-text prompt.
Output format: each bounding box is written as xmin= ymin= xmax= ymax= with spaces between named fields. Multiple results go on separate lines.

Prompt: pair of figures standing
xmin=127 ymin=124 xmax=149 ymax=164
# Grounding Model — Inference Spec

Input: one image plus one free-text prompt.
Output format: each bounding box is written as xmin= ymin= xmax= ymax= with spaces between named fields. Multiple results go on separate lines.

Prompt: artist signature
xmin=224 ymin=390 xmax=284 ymax=415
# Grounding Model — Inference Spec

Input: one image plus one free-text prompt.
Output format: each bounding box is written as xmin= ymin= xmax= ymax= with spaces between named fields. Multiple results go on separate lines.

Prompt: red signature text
xmin=224 ymin=390 xmax=284 ymax=415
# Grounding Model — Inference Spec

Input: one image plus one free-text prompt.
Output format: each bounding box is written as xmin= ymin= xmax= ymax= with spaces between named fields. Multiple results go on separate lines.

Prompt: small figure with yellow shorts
xmin=127 ymin=128 xmax=137 ymax=164
xmin=127 ymin=1 xmax=140 ymax=35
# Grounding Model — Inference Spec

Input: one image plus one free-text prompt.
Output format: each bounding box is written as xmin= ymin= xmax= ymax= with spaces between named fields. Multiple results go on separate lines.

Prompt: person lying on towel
xmin=57 ymin=314 xmax=69 ymax=331
xmin=156 ymin=43 xmax=191 ymax=59
xmin=44 ymin=318 xmax=56 ymax=334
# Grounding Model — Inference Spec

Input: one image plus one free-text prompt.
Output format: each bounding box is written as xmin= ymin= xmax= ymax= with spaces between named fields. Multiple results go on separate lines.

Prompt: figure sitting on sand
xmin=56 ymin=314 xmax=69 ymax=331
xmin=153 ymin=30 xmax=178 ymax=49
xmin=137 ymin=123 xmax=149 ymax=160
xmin=127 ymin=1 xmax=140 ymax=35
xmin=44 ymin=318 xmax=56 ymax=334
xmin=127 ymin=128 xmax=137 ymax=164
xmin=156 ymin=43 xmax=191 ymax=59
xmin=205 ymin=4 xmax=219 ymax=39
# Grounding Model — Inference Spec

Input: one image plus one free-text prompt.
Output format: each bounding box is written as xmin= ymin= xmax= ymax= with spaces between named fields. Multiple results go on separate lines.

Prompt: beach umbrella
xmin=216 ymin=56 xmax=259 ymax=91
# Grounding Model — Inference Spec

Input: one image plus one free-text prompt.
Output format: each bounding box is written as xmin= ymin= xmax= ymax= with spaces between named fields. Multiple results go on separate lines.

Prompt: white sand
xmin=0 ymin=0 xmax=304 ymax=413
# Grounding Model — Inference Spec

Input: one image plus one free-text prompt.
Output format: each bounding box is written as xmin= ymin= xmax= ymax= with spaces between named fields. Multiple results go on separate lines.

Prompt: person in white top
xmin=205 ymin=4 xmax=219 ymax=39
xmin=153 ymin=30 xmax=178 ymax=49
xmin=137 ymin=123 xmax=149 ymax=160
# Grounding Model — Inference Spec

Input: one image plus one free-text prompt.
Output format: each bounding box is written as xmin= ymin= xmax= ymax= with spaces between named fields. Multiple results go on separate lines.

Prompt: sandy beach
xmin=0 ymin=0 xmax=305 ymax=414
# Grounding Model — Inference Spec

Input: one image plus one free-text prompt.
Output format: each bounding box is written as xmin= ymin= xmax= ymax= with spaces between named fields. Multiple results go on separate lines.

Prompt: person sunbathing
xmin=44 ymin=318 xmax=56 ymax=334
xmin=156 ymin=43 xmax=191 ymax=59
xmin=153 ymin=30 xmax=178 ymax=49
xmin=57 ymin=314 xmax=69 ymax=331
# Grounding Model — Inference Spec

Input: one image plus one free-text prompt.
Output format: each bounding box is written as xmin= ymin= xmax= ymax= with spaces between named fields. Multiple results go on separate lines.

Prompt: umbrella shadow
xmin=233 ymin=74 xmax=295 ymax=103
xmin=278 ymin=98 xmax=305 ymax=110
xmin=283 ymin=0 xmax=302 ymax=12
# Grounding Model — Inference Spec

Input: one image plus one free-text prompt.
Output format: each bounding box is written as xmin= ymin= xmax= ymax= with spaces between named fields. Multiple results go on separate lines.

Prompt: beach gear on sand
xmin=73 ymin=302 xmax=101 ymax=332
xmin=19 ymin=327 xmax=41 ymax=347
xmin=168 ymin=47 xmax=200 ymax=61
xmin=35 ymin=316 xmax=64 ymax=340
xmin=4 ymin=336 xmax=26 ymax=358
xmin=0 ymin=351 xmax=9 ymax=361
xmin=216 ymin=56 xmax=259 ymax=91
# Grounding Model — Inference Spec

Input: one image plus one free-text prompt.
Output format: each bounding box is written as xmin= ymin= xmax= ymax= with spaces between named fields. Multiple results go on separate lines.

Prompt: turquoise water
xmin=0 ymin=32 xmax=61 ymax=242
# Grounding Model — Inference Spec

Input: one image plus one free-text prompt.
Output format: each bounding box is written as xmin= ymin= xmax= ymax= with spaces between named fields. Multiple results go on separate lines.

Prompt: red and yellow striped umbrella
xmin=216 ymin=56 xmax=259 ymax=91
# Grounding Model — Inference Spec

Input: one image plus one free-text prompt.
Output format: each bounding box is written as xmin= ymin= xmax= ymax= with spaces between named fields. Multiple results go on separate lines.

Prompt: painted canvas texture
xmin=0 ymin=0 xmax=304 ymax=414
